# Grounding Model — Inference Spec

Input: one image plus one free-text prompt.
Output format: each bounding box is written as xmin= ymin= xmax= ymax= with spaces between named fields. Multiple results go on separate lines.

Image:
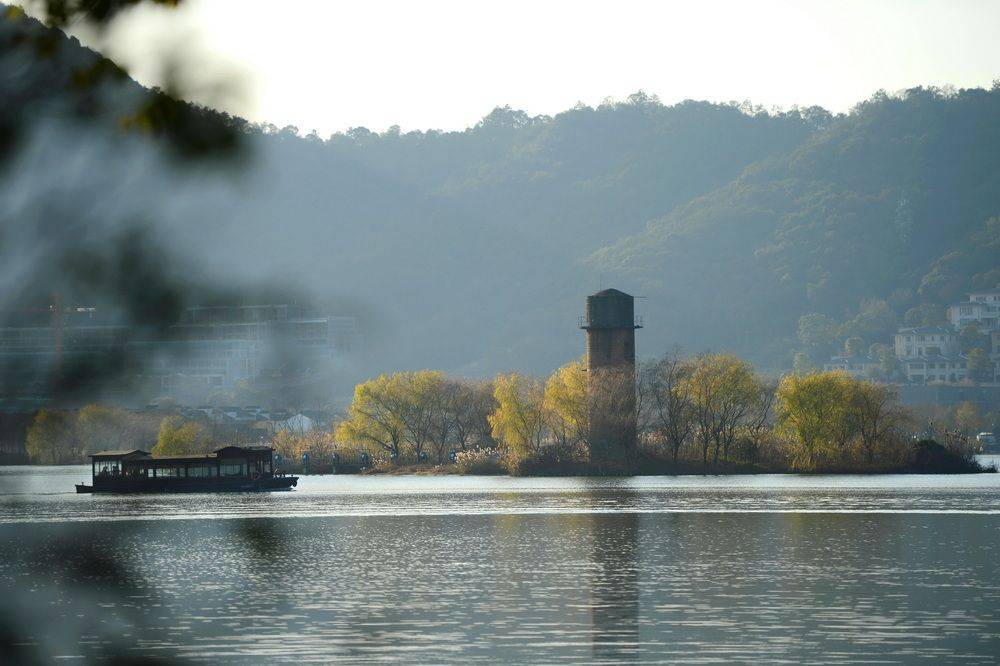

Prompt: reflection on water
xmin=590 ymin=508 xmax=639 ymax=662
xmin=1 ymin=467 xmax=1000 ymax=663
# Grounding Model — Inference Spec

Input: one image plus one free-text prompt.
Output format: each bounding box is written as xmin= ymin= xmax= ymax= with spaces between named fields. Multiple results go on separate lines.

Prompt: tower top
xmin=582 ymin=288 xmax=641 ymax=330
xmin=589 ymin=288 xmax=632 ymax=300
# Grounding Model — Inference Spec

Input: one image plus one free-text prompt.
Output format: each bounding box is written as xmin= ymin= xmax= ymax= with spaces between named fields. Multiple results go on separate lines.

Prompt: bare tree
xmin=426 ymin=379 xmax=461 ymax=464
xmin=684 ymin=354 xmax=759 ymax=466
xmin=852 ymin=382 xmax=906 ymax=463
xmin=642 ymin=353 xmax=695 ymax=462
xmin=452 ymin=380 xmax=496 ymax=451
xmin=739 ymin=377 xmax=778 ymax=462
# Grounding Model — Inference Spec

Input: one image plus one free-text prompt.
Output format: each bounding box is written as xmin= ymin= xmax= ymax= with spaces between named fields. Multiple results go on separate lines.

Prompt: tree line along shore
xmin=19 ymin=351 xmax=994 ymax=475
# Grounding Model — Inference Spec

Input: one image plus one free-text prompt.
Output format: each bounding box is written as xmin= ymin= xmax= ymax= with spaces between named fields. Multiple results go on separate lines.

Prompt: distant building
xmin=823 ymin=355 xmax=882 ymax=379
xmin=135 ymin=305 xmax=354 ymax=395
xmin=893 ymin=327 xmax=960 ymax=358
xmin=0 ymin=304 xmax=359 ymax=404
xmin=900 ymin=354 xmax=969 ymax=384
xmin=273 ymin=412 xmax=317 ymax=435
xmin=824 ymin=312 xmax=998 ymax=387
xmin=891 ymin=327 xmax=970 ymax=384
xmin=947 ymin=292 xmax=1000 ymax=331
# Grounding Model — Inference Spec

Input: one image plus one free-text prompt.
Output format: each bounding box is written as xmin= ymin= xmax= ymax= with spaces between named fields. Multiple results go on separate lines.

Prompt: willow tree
xmin=489 ymin=373 xmax=547 ymax=468
xmin=397 ymin=370 xmax=449 ymax=463
xmin=776 ymin=371 xmax=854 ymax=470
xmin=452 ymin=380 xmax=497 ymax=452
xmin=543 ymin=359 xmax=588 ymax=450
xmin=335 ymin=374 xmax=407 ymax=460
xmin=152 ymin=416 xmax=212 ymax=457
xmin=683 ymin=354 xmax=759 ymax=465
xmin=76 ymin=405 xmax=134 ymax=455
xmin=851 ymin=381 xmax=906 ymax=463
xmin=25 ymin=409 xmax=78 ymax=464
xmin=642 ymin=353 xmax=695 ymax=462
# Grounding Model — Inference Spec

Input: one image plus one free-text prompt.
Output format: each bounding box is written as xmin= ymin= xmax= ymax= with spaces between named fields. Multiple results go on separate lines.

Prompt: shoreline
xmin=3 ymin=462 xmax=996 ymax=476
xmin=6 ymin=451 xmax=996 ymax=477
xmin=355 ymin=461 xmax=997 ymax=478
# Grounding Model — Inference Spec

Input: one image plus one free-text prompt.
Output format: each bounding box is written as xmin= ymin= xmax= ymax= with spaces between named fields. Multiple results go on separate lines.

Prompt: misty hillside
xmin=3 ymin=10 xmax=999 ymax=385
xmin=592 ymin=86 xmax=1000 ymax=365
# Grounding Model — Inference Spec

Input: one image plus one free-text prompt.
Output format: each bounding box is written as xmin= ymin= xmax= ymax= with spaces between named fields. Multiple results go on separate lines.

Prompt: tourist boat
xmin=75 ymin=445 xmax=298 ymax=493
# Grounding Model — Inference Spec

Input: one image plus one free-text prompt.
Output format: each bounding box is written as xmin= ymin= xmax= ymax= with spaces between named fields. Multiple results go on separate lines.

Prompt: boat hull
xmin=76 ymin=476 xmax=298 ymax=494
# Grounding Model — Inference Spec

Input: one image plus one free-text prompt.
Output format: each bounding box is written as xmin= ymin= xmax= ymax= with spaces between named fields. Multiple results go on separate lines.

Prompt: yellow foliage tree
xmin=26 ymin=409 xmax=78 ymax=464
xmin=489 ymin=373 xmax=547 ymax=467
xmin=273 ymin=429 xmax=335 ymax=466
xmin=543 ymin=359 xmax=588 ymax=448
xmin=395 ymin=370 xmax=449 ymax=460
xmin=152 ymin=416 xmax=212 ymax=457
xmin=76 ymin=404 xmax=132 ymax=455
xmin=776 ymin=371 xmax=855 ymax=470
xmin=335 ymin=374 xmax=407 ymax=459
xmin=955 ymin=401 xmax=982 ymax=435
xmin=272 ymin=428 xmax=308 ymax=463
xmin=682 ymin=354 xmax=759 ymax=464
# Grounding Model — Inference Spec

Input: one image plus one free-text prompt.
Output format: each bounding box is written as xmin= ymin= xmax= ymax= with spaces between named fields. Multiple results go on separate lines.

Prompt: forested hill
xmin=4 ymin=9 xmax=999 ymax=384
xmin=590 ymin=86 xmax=1000 ymax=366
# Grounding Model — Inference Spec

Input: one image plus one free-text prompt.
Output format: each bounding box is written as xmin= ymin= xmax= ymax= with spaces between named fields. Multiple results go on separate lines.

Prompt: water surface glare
xmin=1 ymin=463 xmax=999 ymax=663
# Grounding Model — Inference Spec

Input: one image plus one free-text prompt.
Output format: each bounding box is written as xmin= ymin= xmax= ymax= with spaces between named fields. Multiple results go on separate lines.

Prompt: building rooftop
xmin=590 ymin=288 xmax=633 ymax=299
xmin=91 ymin=449 xmax=151 ymax=458
xmin=90 ymin=445 xmax=273 ymax=460
xmin=827 ymin=355 xmax=880 ymax=364
xmin=896 ymin=326 xmax=956 ymax=335
xmin=901 ymin=353 xmax=968 ymax=363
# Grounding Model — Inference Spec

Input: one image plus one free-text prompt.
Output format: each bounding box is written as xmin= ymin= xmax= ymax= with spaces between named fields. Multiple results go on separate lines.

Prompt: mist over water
xmin=3 ymin=465 xmax=1000 ymax=663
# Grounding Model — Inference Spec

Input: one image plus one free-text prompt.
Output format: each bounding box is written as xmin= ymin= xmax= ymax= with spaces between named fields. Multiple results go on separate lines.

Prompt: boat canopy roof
xmin=91 ymin=449 xmax=151 ymax=459
xmin=89 ymin=446 xmax=274 ymax=462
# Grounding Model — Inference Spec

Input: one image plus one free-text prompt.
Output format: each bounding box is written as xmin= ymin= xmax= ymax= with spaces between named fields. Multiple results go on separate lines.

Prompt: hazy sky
xmin=47 ymin=0 xmax=1000 ymax=135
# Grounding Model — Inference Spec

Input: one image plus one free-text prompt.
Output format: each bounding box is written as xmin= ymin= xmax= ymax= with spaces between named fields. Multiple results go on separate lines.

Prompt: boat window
xmin=220 ymin=462 xmax=246 ymax=477
xmin=188 ymin=466 xmax=211 ymax=477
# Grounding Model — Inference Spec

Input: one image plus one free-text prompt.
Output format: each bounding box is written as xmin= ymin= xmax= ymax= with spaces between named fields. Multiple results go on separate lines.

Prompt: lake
xmin=2 ymin=462 xmax=1000 ymax=663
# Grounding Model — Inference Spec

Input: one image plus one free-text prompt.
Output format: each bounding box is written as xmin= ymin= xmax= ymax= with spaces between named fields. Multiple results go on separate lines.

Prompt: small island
xmin=331 ymin=290 xmax=991 ymax=477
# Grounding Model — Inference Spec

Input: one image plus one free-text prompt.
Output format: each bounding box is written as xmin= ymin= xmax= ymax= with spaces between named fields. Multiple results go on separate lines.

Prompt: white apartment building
xmin=900 ymin=354 xmax=969 ymax=384
xmin=893 ymin=327 xmax=960 ymax=358
xmin=893 ymin=327 xmax=969 ymax=384
xmin=947 ymin=292 xmax=1000 ymax=331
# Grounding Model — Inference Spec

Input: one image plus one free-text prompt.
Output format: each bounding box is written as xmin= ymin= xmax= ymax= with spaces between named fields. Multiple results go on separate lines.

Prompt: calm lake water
xmin=2 ymin=462 xmax=1000 ymax=663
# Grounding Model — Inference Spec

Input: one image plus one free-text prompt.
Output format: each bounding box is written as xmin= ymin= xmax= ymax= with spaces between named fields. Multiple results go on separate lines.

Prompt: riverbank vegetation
xmin=25 ymin=406 xmax=160 ymax=464
xmin=327 ymin=352 xmax=991 ymax=475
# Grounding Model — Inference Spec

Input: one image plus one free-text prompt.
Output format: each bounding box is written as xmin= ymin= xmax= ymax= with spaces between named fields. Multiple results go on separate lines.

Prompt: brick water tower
xmin=580 ymin=288 xmax=641 ymax=462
